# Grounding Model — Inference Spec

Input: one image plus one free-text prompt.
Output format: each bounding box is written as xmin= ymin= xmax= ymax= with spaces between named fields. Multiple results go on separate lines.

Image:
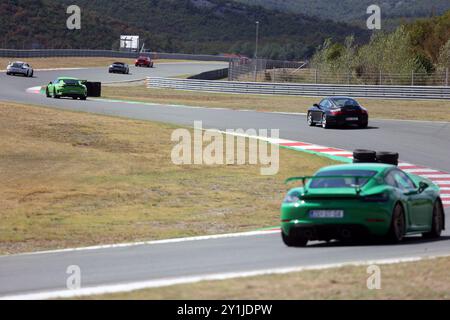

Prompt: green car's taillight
xmin=362 ymin=192 xmax=389 ymax=202
xmin=283 ymin=191 xmax=301 ymax=203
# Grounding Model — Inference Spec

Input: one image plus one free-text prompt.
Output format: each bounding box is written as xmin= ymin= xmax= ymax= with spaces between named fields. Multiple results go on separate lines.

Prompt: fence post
xmin=446 ymin=68 xmax=449 ymax=86
xmin=315 ymin=69 xmax=318 ymax=84
xmin=379 ymin=70 xmax=382 ymax=85
xmin=411 ymin=70 xmax=414 ymax=86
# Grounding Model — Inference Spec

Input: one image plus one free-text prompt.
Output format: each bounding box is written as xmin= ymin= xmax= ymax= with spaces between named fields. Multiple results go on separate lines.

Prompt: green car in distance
xmin=281 ymin=163 xmax=445 ymax=247
xmin=46 ymin=77 xmax=87 ymax=100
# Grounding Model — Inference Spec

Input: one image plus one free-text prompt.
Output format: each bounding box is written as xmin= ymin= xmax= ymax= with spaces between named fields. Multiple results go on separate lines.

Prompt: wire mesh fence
xmin=228 ymin=58 xmax=307 ymax=82
xmin=229 ymin=58 xmax=449 ymax=86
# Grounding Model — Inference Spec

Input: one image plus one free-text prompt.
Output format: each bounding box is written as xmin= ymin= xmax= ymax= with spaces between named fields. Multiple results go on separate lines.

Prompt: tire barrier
xmin=376 ymin=152 xmax=399 ymax=166
xmin=83 ymin=81 xmax=101 ymax=97
xmin=353 ymin=149 xmax=377 ymax=163
xmin=353 ymin=150 xmax=399 ymax=166
xmin=147 ymin=77 xmax=450 ymax=99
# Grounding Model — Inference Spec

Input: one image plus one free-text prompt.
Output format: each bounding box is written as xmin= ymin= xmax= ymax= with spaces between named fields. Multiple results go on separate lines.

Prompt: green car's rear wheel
xmin=46 ymin=88 xmax=51 ymax=98
xmin=387 ymin=203 xmax=405 ymax=243
xmin=53 ymin=88 xmax=60 ymax=99
xmin=281 ymin=232 xmax=308 ymax=247
xmin=423 ymin=200 xmax=444 ymax=239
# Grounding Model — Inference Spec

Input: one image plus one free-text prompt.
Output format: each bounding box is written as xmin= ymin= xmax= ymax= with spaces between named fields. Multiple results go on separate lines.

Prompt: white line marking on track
xmin=421 ymin=174 xmax=450 ymax=179
xmin=2 ymin=254 xmax=449 ymax=300
xmin=403 ymin=168 xmax=440 ymax=173
xmin=295 ymin=145 xmax=329 ymax=150
xmin=0 ymin=230 xmax=280 ymax=258
xmin=322 ymin=151 xmax=353 ymax=156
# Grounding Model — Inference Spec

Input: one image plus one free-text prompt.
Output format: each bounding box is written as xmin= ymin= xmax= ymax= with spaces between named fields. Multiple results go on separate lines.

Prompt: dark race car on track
xmin=281 ymin=163 xmax=444 ymax=247
xmin=108 ymin=62 xmax=129 ymax=74
xmin=307 ymin=96 xmax=369 ymax=129
xmin=6 ymin=61 xmax=34 ymax=77
xmin=135 ymin=56 xmax=154 ymax=68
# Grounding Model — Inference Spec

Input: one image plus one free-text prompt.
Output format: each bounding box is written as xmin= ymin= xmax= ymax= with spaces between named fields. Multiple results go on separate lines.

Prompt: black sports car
xmin=307 ymin=97 xmax=369 ymax=129
xmin=108 ymin=62 xmax=129 ymax=74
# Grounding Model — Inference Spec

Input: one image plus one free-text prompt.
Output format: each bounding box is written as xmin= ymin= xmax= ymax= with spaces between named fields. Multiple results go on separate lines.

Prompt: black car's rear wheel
xmin=423 ymin=200 xmax=444 ymax=239
xmin=281 ymin=232 xmax=308 ymax=247
xmin=321 ymin=113 xmax=329 ymax=129
xmin=387 ymin=203 xmax=405 ymax=243
xmin=307 ymin=112 xmax=315 ymax=126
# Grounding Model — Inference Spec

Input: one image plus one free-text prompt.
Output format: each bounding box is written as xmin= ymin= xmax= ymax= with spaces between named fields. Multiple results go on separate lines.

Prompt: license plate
xmin=346 ymin=117 xmax=358 ymax=121
xmin=309 ymin=210 xmax=344 ymax=218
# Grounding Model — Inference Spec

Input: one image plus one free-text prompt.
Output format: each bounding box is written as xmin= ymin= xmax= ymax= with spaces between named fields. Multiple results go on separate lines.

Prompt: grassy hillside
xmin=0 ymin=0 xmax=148 ymax=50
xmin=0 ymin=0 xmax=368 ymax=59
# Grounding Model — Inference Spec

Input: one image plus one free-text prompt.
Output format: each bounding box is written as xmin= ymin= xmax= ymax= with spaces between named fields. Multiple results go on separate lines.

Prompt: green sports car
xmin=281 ymin=163 xmax=445 ymax=247
xmin=46 ymin=77 xmax=87 ymax=100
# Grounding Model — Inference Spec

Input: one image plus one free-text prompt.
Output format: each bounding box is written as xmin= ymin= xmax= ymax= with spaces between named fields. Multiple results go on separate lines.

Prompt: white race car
xmin=6 ymin=61 xmax=34 ymax=77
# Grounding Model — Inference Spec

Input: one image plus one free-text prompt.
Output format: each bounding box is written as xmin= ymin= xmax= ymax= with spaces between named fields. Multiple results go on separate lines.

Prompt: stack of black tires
xmin=353 ymin=149 xmax=399 ymax=166
xmin=80 ymin=81 xmax=102 ymax=97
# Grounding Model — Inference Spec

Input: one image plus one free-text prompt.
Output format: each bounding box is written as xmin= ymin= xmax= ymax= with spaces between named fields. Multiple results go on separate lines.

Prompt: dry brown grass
xmin=0 ymin=57 xmax=195 ymax=70
xmin=90 ymin=256 xmax=450 ymax=300
xmin=0 ymin=101 xmax=335 ymax=254
xmin=102 ymin=86 xmax=450 ymax=122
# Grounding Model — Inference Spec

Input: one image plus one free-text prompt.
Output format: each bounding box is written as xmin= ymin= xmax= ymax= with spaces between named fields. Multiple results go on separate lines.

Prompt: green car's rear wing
xmin=285 ymin=175 xmax=375 ymax=195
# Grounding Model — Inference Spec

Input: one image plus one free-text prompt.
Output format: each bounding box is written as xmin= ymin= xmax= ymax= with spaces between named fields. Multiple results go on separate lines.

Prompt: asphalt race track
xmin=0 ymin=62 xmax=449 ymax=298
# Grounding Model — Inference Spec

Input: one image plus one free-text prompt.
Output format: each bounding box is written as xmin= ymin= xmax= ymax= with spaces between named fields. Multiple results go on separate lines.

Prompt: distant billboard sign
xmin=120 ymin=35 xmax=139 ymax=51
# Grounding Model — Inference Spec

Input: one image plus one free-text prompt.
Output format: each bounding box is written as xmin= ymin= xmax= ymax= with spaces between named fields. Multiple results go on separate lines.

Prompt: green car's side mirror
xmin=418 ymin=181 xmax=429 ymax=193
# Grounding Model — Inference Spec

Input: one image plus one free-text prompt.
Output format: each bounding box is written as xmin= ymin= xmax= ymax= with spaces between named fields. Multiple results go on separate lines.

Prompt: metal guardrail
xmin=146 ymin=77 xmax=450 ymax=100
xmin=0 ymin=49 xmax=230 ymax=62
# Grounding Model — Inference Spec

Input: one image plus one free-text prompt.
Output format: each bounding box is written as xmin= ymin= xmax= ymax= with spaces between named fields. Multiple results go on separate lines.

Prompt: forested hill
xmin=236 ymin=0 xmax=450 ymax=27
xmin=0 ymin=0 xmax=369 ymax=60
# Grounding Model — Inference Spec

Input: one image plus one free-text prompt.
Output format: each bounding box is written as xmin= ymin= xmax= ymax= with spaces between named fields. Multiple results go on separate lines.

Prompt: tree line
xmin=310 ymin=11 xmax=450 ymax=84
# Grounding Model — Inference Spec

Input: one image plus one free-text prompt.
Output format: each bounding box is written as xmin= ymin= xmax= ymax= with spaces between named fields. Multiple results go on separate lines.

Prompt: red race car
xmin=135 ymin=56 xmax=154 ymax=68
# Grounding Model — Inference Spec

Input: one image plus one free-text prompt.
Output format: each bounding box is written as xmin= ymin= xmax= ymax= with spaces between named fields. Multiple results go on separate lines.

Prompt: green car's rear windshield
xmin=309 ymin=170 xmax=377 ymax=188
xmin=62 ymin=79 xmax=81 ymax=85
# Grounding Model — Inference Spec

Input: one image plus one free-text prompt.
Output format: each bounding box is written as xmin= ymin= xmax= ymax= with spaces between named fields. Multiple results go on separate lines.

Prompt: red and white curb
xmin=26 ymin=86 xmax=43 ymax=94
